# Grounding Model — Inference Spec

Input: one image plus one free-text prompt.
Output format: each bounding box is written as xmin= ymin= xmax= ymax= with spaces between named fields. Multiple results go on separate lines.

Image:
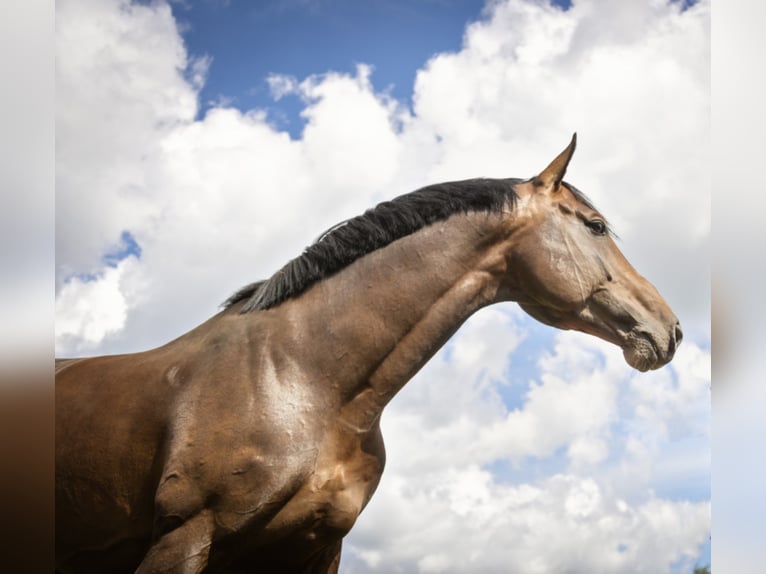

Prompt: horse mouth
xmin=621 ymin=330 xmax=667 ymax=372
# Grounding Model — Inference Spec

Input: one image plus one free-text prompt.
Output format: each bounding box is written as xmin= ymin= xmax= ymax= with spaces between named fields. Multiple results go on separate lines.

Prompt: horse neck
xmin=279 ymin=211 xmax=515 ymax=432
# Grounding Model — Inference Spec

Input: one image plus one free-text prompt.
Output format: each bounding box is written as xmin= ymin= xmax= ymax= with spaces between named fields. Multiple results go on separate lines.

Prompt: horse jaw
xmin=517 ymin=297 xmax=681 ymax=372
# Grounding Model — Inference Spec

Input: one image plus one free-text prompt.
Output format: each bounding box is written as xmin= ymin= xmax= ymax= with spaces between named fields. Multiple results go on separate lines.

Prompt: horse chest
xmin=263 ymin=429 xmax=385 ymax=544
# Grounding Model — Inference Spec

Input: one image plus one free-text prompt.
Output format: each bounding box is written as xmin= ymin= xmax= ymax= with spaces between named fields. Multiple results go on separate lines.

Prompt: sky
xmin=55 ymin=0 xmax=710 ymax=572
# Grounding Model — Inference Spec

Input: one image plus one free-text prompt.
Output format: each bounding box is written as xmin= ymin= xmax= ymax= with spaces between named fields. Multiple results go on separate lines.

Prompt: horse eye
xmin=586 ymin=220 xmax=607 ymax=236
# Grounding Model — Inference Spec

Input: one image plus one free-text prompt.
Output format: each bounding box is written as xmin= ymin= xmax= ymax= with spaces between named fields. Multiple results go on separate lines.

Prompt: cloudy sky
xmin=55 ymin=0 xmax=710 ymax=572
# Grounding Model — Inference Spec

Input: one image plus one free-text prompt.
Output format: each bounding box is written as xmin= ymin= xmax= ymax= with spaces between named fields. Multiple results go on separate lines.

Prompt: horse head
xmin=504 ymin=135 xmax=682 ymax=371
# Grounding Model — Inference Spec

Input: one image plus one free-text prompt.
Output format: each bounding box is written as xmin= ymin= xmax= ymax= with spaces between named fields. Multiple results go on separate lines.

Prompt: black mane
xmin=225 ymin=177 xmax=526 ymax=312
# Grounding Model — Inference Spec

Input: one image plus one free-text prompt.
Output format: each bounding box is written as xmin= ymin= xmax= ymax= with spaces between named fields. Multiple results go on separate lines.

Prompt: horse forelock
xmin=223 ymin=178 xmax=523 ymax=313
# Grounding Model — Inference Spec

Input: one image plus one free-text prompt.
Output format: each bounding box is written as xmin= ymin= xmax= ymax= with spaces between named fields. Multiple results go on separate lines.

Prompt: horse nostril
xmin=674 ymin=323 xmax=683 ymax=346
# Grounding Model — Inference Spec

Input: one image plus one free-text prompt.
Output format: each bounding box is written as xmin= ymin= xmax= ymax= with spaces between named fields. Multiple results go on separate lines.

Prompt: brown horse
xmin=55 ymin=135 xmax=682 ymax=573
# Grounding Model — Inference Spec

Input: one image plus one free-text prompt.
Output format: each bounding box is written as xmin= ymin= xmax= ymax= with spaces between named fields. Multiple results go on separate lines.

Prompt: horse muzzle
xmin=622 ymin=321 xmax=683 ymax=372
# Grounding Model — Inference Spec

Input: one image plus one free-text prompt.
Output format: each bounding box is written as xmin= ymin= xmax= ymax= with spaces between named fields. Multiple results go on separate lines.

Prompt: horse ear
xmin=533 ymin=133 xmax=577 ymax=191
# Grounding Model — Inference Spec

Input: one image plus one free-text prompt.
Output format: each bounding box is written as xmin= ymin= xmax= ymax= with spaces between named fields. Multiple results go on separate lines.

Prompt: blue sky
xmin=173 ymin=0 xmax=694 ymax=140
xmin=176 ymin=0 xmax=489 ymax=136
xmin=56 ymin=0 xmax=710 ymax=571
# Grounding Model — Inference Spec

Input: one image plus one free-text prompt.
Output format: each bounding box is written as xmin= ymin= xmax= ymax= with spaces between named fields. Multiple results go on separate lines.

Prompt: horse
xmin=55 ymin=135 xmax=682 ymax=573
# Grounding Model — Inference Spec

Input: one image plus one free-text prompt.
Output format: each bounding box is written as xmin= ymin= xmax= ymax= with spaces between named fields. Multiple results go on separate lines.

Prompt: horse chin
xmin=622 ymin=333 xmax=661 ymax=372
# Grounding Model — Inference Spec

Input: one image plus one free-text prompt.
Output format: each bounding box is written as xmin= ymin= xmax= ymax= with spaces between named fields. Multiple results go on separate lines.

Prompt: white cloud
xmin=55 ymin=0 xmax=710 ymax=571
xmin=346 ymin=468 xmax=709 ymax=574
xmin=299 ymin=64 xmax=403 ymax=196
xmin=54 ymin=256 xmax=143 ymax=353
xmin=348 ymin=326 xmax=710 ymax=573
xmin=56 ymin=0 xmax=201 ymax=281
xmin=266 ymin=73 xmax=299 ymax=100
xmin=356 ymin=318 xmax=710 ymax=569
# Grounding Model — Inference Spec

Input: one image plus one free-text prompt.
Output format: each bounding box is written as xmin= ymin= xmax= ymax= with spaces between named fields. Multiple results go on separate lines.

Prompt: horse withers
xmin=55 ymin=135 xmax=681 ymax=573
